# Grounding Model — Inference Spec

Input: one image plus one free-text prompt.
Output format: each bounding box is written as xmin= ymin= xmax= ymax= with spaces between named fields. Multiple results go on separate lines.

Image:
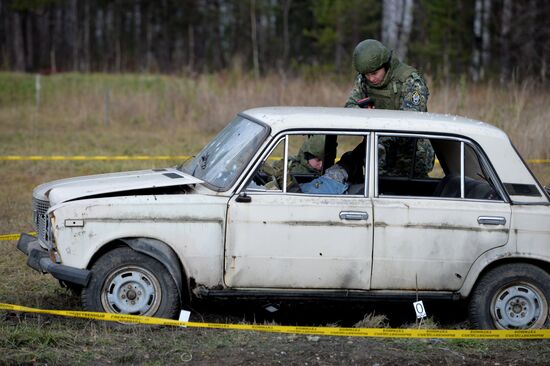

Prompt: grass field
xmin=1 ymin=72 xmax=549 ymax=365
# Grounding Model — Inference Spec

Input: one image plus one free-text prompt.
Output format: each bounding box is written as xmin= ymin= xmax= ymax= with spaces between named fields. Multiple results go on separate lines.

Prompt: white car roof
xmin=241 ymin=107 xmax=507 ymax=141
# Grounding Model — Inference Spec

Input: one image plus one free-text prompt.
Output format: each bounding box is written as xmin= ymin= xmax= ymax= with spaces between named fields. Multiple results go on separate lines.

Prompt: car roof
xmin=241 ymin=106 xmax=507 ymax=141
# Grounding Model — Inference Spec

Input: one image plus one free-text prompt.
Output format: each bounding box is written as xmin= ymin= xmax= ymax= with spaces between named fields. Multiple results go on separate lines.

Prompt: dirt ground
xmin=2 ymin=298 xmax=549 ymax=365
xmin=2 ymin=316 xmax=549 ymax=366
xmin=131 ymin=332 xmax=548 ymax=366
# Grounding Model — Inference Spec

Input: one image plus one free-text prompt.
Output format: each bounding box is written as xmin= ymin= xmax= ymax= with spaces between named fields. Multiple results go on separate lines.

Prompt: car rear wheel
xmin=82 ymin=247 xmax=180 ymax=319
xmin=469 ymin=264 xmax=550 ymax=329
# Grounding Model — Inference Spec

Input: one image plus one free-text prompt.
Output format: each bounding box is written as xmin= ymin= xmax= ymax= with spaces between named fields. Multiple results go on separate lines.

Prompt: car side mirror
xmin=236 ymin=192 xmax=251 ymax=203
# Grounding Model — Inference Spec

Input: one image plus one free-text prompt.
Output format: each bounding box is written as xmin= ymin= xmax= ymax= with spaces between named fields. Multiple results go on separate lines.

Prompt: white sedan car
xmin=17 ymin=107 xmax=550 ymax=329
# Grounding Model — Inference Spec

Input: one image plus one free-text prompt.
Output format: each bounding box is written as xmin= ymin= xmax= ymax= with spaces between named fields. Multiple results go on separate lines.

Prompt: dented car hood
xmin=34 ymin=168 xmax=203 ymax=205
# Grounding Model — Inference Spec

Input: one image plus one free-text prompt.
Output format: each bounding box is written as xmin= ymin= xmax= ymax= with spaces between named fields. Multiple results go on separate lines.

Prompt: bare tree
xmin=523 ymin=0 xmax=537 ymax=77
xmin=0 ymin=0 xmax=5 ymax=66
xmin=381 ymin=0 xmax=414 ymax=60
xmin=250 ymin=0 xmax=260 ymax=78
xmin=481 ymin=0 xmax=491 ymax=78
xmin=133 ymin=2 xmax=142 ymax=71
xmin=68 ymin=0 xmax=79 ymax=71
xmin=213 ymin=0 xmax=226 ymax=69
xmin=145 ymin=5 xmax=154 ymax=72
xmin=334 ymin=6 xmax=344 ymax=71
xmin=113 ymin=3 xmax=121 ymax=72
xmin=188 ymin=22 xmax=195 ymax=72
xmin=471 ymin=0 xmax=491 ymax=81
xmin=3 ymin=0 xmax=550 ymax=82
xmin=25 ymin=12 xmax=33 ymax=70
xmin=36 ymin=7 xmax=51 ymax=71
xmin=82 ymin=0 xmax=90 ymax=72
xmin=51 ymin=4 xmax=64 ymax=72
xmin=282 ymin=0 xmax=291 ymax=68
xmin=499 ymin=0 xmax=512 ymax=83
xmin=12 ymin=11 xmax=25 ymax=71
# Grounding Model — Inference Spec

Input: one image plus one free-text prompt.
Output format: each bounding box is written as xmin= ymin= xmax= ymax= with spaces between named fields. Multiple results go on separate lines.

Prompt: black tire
xmin=61 ymin=281 xmax=83 ymax=296
xmin=81 ymin=247 xmax=180 ymax=319
xmin=469 ymin=263 xmax=550 ymax=329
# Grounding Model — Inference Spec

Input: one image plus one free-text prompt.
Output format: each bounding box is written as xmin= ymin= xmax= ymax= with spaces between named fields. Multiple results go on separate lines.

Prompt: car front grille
xmin=32 ymin=198 xmax=50 ymax=243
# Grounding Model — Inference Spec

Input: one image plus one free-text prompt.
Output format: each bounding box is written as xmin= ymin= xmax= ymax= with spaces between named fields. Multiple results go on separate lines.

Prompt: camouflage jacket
xmin=345 ymin=58 xmax=432 ymax=176
xmin=345 ymin=57 xmax=429 ymax=112
xmin=262 ymin=136 xmax=325 ymax=190
xmin=378 ymin=137 xmax=435 ymax=178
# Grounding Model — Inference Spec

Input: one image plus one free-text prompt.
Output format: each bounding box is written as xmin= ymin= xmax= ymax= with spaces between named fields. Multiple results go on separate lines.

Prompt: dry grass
xmin=401 ymin=317 xmax=440 ymax=330
xmin=1 ymin=72 xmax=546 ymax=176
xmin=353 ymin=312 xmax=390 ymax=328
xmin=428 ymin=78 xmax=550 ymax=162
xmin=0 ymin=72 xmax=549 ymax=364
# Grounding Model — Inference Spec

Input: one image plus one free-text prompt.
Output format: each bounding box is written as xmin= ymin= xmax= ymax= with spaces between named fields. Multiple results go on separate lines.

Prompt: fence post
xmin=35 ymin=74 xmax=41 ymax=109
xmin=104 ymin=89 xmax=111 ymax=126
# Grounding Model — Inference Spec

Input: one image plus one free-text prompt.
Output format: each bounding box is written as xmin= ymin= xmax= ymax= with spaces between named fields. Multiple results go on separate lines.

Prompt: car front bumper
xmin=17 ymin=233 xmax=91 ymax=286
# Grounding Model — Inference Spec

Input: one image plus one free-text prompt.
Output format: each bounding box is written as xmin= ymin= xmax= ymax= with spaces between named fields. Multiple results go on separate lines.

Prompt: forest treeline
xmin=1 ymin=0 xmax=549 ymax=83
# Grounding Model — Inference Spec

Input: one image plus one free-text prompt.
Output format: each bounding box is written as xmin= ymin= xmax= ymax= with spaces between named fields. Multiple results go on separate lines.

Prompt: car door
xmin=224 ymin=133 xmax=374 ymax=290
xmin=371 ymin=134 xmax=511 ymax=291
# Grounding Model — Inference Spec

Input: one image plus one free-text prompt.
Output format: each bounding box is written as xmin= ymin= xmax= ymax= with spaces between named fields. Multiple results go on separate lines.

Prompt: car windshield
xmin=180 ymin=116 xmax=268 ymax=190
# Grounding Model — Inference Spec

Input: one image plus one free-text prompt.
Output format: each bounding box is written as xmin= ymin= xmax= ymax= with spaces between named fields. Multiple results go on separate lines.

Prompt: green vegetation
xmin=0 ymin=72 xmax=36 ymax=104
xmin=2 ymin=1 xmax=547 ymax=86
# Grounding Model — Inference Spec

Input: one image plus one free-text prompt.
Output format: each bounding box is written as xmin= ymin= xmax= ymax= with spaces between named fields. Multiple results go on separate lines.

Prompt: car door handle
xmin=477 ymin=216 xmax=506 ymax=225
xmin=339 ymin=211 xmax=369 ymax=221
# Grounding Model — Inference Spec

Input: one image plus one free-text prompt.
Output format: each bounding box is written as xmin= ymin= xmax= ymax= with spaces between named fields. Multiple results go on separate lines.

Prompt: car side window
xmin=246 ymin=133 xmax=367 ymax=195
xmin=378 ymin=136 xmax=435 ymax=179
xmin=462 ymin=144 xmax=502 ymax=200
xmin=377 ymin=135 xmax=502 ymax=201
xmin=246 ymin=138 xmax=286 ymax=191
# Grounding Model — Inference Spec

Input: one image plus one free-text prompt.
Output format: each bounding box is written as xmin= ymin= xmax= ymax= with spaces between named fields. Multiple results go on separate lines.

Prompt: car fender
xmin=119 ymin=237 xmax=187 ymax=303
xmin=459 ymin=251 xmax=550 ymax=298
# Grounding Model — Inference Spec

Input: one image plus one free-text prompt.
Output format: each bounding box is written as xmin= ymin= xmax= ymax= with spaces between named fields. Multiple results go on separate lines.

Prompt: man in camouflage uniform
xmin=287 ymin=134 xmax=325 ymax=176
xmin=345 ymin=39 xmax=434 ymax=177
xmin=377 ymin=136 xmax=434 ymax=178
xmin=345 ymin=39 xmax=429 ymax=111
xmin=263 ymin=135 xmax=325 ymax=190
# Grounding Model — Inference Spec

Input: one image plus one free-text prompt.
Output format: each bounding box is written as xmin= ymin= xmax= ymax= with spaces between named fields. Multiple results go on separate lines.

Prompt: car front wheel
xmin=469 ymin=263 xmax=550 ymax=329
xmin=82 ymin=247 xmax=180 ymax=319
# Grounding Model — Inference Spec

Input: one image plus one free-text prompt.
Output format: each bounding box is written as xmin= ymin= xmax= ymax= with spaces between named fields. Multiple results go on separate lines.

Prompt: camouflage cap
xmin=300 ymin=135 xmax=325 ymax=160
xmin=352 ymin=39 xmax=391 ymax=74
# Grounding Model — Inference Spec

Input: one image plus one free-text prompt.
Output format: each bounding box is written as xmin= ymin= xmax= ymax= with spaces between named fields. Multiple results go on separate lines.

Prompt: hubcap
xmin=491 ymin=283 xmax=548 ymax=329
xmin=101 ymin=266 xmax=162 ymax=316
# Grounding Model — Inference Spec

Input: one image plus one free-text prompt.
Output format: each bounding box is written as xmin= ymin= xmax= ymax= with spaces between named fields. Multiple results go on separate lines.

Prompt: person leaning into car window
xmin=345 ymin=39 xmax=433 ymax=177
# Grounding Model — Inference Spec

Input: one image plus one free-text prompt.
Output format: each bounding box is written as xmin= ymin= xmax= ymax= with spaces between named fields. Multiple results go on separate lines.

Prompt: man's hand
xmin=357 ymin=97 xmax=376 ymax=109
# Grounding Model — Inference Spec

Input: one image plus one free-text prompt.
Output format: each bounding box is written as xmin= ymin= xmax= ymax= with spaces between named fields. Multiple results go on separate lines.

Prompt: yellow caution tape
xmin=0 ymin=233 xmax=24 ymax=241
xmin=0 ymin=155 xmax=192 ymax=161
xmin=0 ymin=232 xmax=35 ymax=241
xmin=1 ymin=302 xmax=549 ymax=339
